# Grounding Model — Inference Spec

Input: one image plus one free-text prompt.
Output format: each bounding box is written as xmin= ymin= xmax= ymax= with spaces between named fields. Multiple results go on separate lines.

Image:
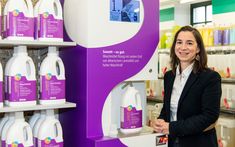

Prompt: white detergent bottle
xmin=6 ymin=112 xmax=33 ymax=147
xmin=0 ymin=113 xmax=9 ymax=138
xmin=4 ymin=47 xmax=18 ymax=106
xmin=38 ymin=0 xmax=63 ymax=42
xmin=120 ymin=85 xmax=143 ymax=134
xmin=4 ymin=0 xmax=34 ymax=40
xmin=3 ymin=0 xmax=9 ymax=38
xmin=33 ymin=110 xmax=46 ymax=147
xmin=0 ymin=1 xmax=2 ymax=39
xmin=33 ymin=0 xmax=42 ymax=40
xmin=1 ymin=112 xmax=15 ymax=147
xmin=8 ymin=46 xmax=36 ymax=107
xmin=39 ymin=47 xmax=65 ymax=105
xmin=37 ymin=109 xmax=63 ymax=146
xmin=0 ymin=62 xmax=3 ymax=108
xmin=29 ymin=111 xmax=40 ymax=129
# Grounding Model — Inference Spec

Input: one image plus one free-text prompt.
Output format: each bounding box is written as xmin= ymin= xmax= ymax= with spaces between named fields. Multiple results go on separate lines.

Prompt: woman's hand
xmin=151 ymin=119 xmax=169 ymax=135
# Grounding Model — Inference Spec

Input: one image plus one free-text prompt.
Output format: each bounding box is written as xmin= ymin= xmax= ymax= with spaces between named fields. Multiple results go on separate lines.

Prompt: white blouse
xmin=170 ymin=63 xmax=194 ymax=121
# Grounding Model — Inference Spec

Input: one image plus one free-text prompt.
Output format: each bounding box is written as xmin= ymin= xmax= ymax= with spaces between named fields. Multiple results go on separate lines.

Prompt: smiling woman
xmin=151 ymin=26 xmax=222 ymax=147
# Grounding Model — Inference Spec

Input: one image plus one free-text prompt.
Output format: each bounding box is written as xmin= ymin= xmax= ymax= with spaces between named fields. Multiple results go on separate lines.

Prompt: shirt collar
xmin=176 ymin=62 xmax=194 ymax=77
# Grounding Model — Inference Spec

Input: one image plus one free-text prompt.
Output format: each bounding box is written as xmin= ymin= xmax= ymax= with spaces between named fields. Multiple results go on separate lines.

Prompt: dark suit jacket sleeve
xmin=158 ymin=72 xmax=169 ymax=121
xmin=169 ymin=71 xmax=221 ymax=137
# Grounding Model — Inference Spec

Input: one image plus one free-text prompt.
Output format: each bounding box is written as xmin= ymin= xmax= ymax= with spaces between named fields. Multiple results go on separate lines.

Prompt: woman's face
xmin=175 ymin=31 xmax=199 ymax=65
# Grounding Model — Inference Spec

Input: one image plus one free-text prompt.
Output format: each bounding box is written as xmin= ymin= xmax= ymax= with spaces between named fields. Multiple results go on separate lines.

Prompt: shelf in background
xmin=221 ymin=78 xmax=235 ymax=84
xmin=147 ymin=96 xmax=163 ymax=103
xmin=220 ymin=107 xmax=235 ymax=115
xmin=0 ymin=40 xmax=76 ymax=48
xmin=0 ymin=102 xmax=76 ymax=113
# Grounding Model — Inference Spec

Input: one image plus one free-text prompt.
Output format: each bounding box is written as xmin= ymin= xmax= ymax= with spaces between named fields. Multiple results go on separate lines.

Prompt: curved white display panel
xmin=64 ymin=0 xmax=144 ymax=48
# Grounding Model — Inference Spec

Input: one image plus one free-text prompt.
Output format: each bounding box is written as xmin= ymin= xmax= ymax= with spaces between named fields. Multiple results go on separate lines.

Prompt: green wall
xmin=212 ymin=0 xmax=235 ymax=14
xmin=160 ymin=7 xmax=175 ymax=22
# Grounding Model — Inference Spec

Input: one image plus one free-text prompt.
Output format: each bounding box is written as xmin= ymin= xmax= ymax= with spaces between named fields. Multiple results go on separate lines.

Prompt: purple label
xmin=34 ymin=137 xmax=38 ymax=147
xmin=3 ymin=15 xmax=7 ymax=38
xmin=121 ymin=106 xmax=142 ymax=129
xmin=7 ymin=11 xmax=34 ymax=38
xmin=7 ymin=143 xmax=33 ymax=147
xmin=34 ymin=17 xmax=38 ymax=39
xmin=0 ymin=81 xmax=2 ymax=103
xmin=2 ymin=140 xmax=5 ymax=147
xmin=9 ymin=75 xmax=36 ymax=102
xmin=39 ymin=138 xmax=63 ymax=147
xmin=39 ymin=14 xmax=63 ymax=39
xmin=223 ymin=29 xmax=230 ymax=45
xmin=40 ymin=75 xmax=65 ymax=100
xmin=0 ymin=17 xmax=2 ymax=37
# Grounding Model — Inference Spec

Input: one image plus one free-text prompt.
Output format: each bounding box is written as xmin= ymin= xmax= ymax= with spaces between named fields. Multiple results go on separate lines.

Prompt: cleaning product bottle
xmin=4 ymin=0 xmax=34 ymax=40
xmin=38 ymin=0 xmax=63 ymax=42
xmin=1 ymin=112 xmax=15 ymax=147
xmin=29 ymin=111 xmax=41 ymax=129
xmin=4 ymin=47 xmax=18 ymax=106
xmin=34 ymin=0 xmax=42 ymax=40
xmin=6 ymin=112 xmax=33 ymax=147
xmin=120 ymin=85 xmax=143 ymax=134
xmin=0 ymin=113 xmax=9 ymax=138
xmin=33 ymin=110 xmax=46 ymax=147
xmin=8 ymin=46 xmax=36 ymax=107
xmin=0 ymin=61 xmax=3 ymax=108
xmin=39 ymin=46 xmax=65 ymax=105
xmin=37 ymin=109 xmax=63 ymax=146
xmin=3 ymin=0 xmax=9 ymax=38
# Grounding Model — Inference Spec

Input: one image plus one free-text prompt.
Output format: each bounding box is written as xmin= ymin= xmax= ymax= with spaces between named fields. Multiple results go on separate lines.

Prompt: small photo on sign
xmin=110 ymin=0 xmax=140 ymax=23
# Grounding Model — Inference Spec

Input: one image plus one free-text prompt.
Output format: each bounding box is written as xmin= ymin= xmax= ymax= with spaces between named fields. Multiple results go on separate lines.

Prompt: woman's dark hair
xmin=170 ymin=25 xmax=207 ymax=74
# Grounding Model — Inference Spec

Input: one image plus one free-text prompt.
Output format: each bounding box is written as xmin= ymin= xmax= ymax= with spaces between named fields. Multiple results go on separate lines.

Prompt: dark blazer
xmin=159 ymin=68 xmax=222 ymax=147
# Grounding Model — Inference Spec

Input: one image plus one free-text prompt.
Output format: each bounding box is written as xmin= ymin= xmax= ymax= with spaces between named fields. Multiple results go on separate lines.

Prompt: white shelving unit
xmin=0 ymin=40 xmax=76 ymax=48
xmin=0 ymin=102 xmax=76 ymax=113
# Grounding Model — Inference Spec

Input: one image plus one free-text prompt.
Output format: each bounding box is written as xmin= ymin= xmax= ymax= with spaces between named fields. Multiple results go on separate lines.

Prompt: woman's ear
xmin=196 ymin=47 xmax=200 ymax=53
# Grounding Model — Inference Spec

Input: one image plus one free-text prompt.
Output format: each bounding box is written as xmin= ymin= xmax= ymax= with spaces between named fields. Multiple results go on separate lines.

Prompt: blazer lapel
xmin=178 ymin=72 xmax=198 ymax=108
xmin=166 ymin=72 xmax=175 ymax=121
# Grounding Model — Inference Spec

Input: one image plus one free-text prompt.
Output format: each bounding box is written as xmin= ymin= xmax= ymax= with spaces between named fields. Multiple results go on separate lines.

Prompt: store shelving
xmin=0 ymin=40 xmax=76 ymax=48
xmin=0 ymin=102 xmax=76 ymax=113
xmin=221 ymin=78 xmax=235 ymax=83
xmin=147 ymin=96 xmax=163 ymax=103
xmin=220 ymin=107 xmax=235 ymax=116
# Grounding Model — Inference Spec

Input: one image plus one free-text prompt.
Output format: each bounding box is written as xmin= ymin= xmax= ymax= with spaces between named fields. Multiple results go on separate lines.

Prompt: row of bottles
xmin=0 ymin=110 xmax=63 ymax=146
xmin=159 ymin=25 xmax=235 ymax=49
xmin=0 ymin=46 xmax=65 ymax=107
xmin=0 ymin=0 xmax=63 ymax=41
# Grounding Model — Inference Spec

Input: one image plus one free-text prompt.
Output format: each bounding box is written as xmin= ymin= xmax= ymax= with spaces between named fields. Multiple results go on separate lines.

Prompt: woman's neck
xmin=180 ymin=62 xmax=191 ymax=72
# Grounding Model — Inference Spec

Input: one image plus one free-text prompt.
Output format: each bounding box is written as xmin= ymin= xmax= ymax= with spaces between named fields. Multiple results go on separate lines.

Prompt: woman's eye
xmin=176 ymin=41 xmax=182 ymax=45
xmin=187 ymin=42 xmax=193 ymax=45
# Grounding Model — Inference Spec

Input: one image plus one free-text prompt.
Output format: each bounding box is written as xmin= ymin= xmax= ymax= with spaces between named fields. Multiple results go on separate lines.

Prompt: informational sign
xmin=110 ymin=0 xmax=140 ymax=22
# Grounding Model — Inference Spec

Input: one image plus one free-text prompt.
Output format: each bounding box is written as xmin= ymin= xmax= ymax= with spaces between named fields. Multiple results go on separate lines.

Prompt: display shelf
xmin=0 ymin=102 xmax=76 ymax=113
xmin=220 ymin=107 xmax=235 ymax=115
xmin=147 ymin=96 xmax=163 ymax=103
xmin=0 ymin=40 xmax=76 ymax=48
xmin=221 ymin=78 xmax=235 ymax=84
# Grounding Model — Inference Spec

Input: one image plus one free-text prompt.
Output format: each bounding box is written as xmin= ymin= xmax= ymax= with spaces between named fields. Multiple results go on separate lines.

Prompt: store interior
xmin=147 ymin=0 xmax=235 ymax=147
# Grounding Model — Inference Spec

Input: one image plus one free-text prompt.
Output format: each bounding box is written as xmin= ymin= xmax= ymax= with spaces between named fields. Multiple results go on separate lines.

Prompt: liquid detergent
xmin=39 ymin=47 xmax=65 ymax=105
xmin=33 ymin=110 xmax=46 ymax=147
xmin=3 ymin=0 xmax=34 ymax=40
xmin=223 ymin=27 xmax=230 ymax=45
xmin=38 ymin=0 xmax=63 ymax=41
xmin=214 ymin=27 xmax=223 ymax=46
xmin=1 ymin=113 xmax=15 ymax=147
xmin=6 ymin=112 xmax=33 ymax=147
xmin=229 ymin=26 xmax=235 ymax=45
xmin=4 ymin=47 xmax=18 ymax=105
xmin=8 ymin=46 xmax=36 ymax=107
xmin=34 ymin=0 xmax=42 ymax=39
xmin=120 ymin=86 xmax=143 ymax=134
xmin=29 ymin=111 xmax=41 ymax=129
xmin=37 ymin=110 xmax=63 ymax=147
xmin=0 ymin=114 xmax=9 ymax=138
xmin=0 ymin=62 xmax=3 ymax=108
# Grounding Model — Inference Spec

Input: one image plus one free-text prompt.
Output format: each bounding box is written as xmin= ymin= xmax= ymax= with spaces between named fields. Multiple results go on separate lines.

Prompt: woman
xmin=152 ymin=26 xmax=221 ymax=147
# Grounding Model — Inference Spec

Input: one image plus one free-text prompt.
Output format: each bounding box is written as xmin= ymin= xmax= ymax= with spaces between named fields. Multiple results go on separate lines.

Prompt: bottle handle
xmin=55 ymin=122 xmax=63 ymax=139
xmin=135 ymin=92 xmax=142 ymax=110
xmin=54 ymin=0 xmax=63 ymax=18
xmin=56 ymin=59 xmax=65 ymax=77
xmin=24 ymin=125 xmax=33 ymax=146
